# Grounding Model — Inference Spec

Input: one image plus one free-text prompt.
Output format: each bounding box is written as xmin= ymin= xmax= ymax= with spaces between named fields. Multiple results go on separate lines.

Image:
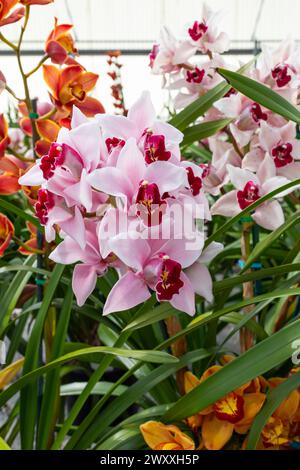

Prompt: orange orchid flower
xmin=0 ymin=213 xmax=14 ymax=256
xmin=18 ymin=221 xmax=43 ymax=255
xmin=0 ymin=114 xmax=9 ymax=158
xmin=43 ymin=64 xmax=105 ymax=118
xmin=140 ymin=421 xmax=195 ymax=450
xmin=0 ymin=0 xmax=25 ymax=27
xmin=45 ymin=17 xmax=77 ymax=65
xmin=18 ymin=101 xmax=59 ymax=156
xmin=258 ymin=376 xmax=300 ymax=449
xmin=35 ymin=119 xmax=60 ymax=157
xmin=184 ymin=365 xmax=266 ymax=450
xmin=0 ymin=155 xmax=27 ymax=195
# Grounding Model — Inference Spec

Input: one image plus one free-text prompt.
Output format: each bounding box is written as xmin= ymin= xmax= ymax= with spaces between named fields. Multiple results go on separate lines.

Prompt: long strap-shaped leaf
xmin=163 ymin=318 xmax=300 ymax=422
xmin=247 ymin=370 xmax=300 ymax=449
xmin=0 ymin=347 xmax=178 ymax=408
xmin=218 ymin=68 xmax=300 ymax=124
xmin=19 ymin=263 xmax=65 ymax=450
xmin=182 ymin=118 xmax=232 ymax=146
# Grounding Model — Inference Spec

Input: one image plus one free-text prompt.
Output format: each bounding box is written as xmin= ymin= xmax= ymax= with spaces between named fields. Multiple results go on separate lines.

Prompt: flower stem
xmin=240 ymin=221 xmax=255 ymax=352
xmin=26 ymin=54 xmax=49 ymax=79
xmin=164 ymin=316 xmax=187 ymax=395
xmin=0 ymin=32 xmax=17 ymax=51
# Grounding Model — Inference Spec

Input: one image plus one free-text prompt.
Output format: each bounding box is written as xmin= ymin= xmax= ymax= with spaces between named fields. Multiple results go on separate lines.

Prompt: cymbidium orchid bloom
xmin=18 ymin=222 xmax=43 ymax=255
xmin=96 ymin=91 xmax=183 ymax=164
xmin=255 ymin=39 xmax=300 ymax=100
xmin=49 ymin=219 xmax=111 ymax=306
xmin=258 ymin=121 xmax=300 ymax=178
xmin=140 ymin=421 xmax=195 ymax=450
xmin=211 ymin=157 xmax=290 ymax=230
xmin=0 ymin=213 xmax=14 ymax=257
xmin=0 ymin=155 xmax=26 ymax=195
xmin=148 ymin=27 xmax=196 ymax=75
xmin=257 ymin=376 xmax=300 ymax=449
xmin=43 ymin=64 xmax=105 ymax=119
xmin=169 ymin=56 xmax=225 ymax=109
xmin=187 ymin=4 xmax=230 ymax=54
xmin=20 ymin=93 xmax=213 ymax=313
xmin=0 ymin=0 xmax=25 ymax=27
xmin=45 ymin=17 xmax=77 ymax=65
xmin=184 ymin=366 xmax=265 ymax=450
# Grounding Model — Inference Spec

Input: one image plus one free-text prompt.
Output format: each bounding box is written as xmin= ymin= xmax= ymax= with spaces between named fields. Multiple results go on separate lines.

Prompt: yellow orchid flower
xmin=183 ymin=367 xmax=266 ymax=450
xmin=140 ymin=421 xmax=195 ymax=450
xmin=0 ymin=358 xmax=24 ymax=390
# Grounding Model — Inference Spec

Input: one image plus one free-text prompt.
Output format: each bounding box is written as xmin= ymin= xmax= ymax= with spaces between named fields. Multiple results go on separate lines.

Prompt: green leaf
xmin=182 ymin=118 xmax=232 ymax=146
xmin=247 ymin=371 xmax=300 ymax=449
xmin=37 ymin=285 xmax=73 ymax=449
xmin=67 ymin=349 xmax=218 ymax=449
xmin=0 ymin=198 xmax=42 ymax=229
xmin=123 ymin=303 xmax=176 ymax=331
xmin=163 ymin=318 xmax=300 ymax=422
xmin=19 ymin=263 xmax=65 ymax=450
xmin=0 ymin=255 xmax=35 ymax=335
xmin=0 ymin=436 xmax=11 ymax=450
xmin=97 ymin=428 xmax=144 ymax=450
xmin=218 ymin=68 xmax=300 ymax=124
xmin=0 ymin=347 xmax=179 ymax=408
xmin=242 ymin=212 xmax=300 ymax=270
xmin=205 ymin=178 xmax=300 ymax=247
xmin=214 ymin=263 xmax=300 ymax=293
xmin=60 ymin=381 xmax=128 ymax=397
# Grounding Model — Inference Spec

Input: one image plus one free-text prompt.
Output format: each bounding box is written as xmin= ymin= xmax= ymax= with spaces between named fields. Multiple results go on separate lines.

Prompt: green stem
xmin=0 ymin=32 xmax=17 ymax=51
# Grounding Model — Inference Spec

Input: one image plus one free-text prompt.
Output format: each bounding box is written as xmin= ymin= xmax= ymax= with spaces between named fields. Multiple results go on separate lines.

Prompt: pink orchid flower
xmin=49 ymin=219 xmax=108 ymax=306
xmin=148 ymin=27 xmax=196 ymax=75
xmin=211 ymin=156 xmax=290 ymax=230
xmin=96 ymin=91 xmax=183 ymax=164
xmin=102 ymin=227 xmax=206 ymax=316
xmin=169 ymin=56 xmax=225 ymax=109
xmin=87 ymin=138 xmax=188 ymax=223
xmin=255 ymin=39 xmax=300 ymax=98
xmin=35 ymin=189 xmax=86 ymax=247
xmin=19 ymin=107 xmax=107 ymax=215
xmin=187 ymin=4 xmax=230 ymax=54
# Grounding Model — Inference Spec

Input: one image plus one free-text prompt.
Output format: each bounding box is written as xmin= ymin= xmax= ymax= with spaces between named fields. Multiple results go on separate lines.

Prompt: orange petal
xmin=36 ymin=119 xmax=60 ymax=142
xmin=140 ymin=421 xmax=195 ymax=450
xmin=18 ymin=237 xmax=40 ymax=255
xmin=234 ymin=393 xmax=266 ymax=434
xmin=0 ymin=175 xmax=20 ymax=195
xmin=0 ymin=358 xmax=24 ymax=390
xmin=43 ymin=64 xmax=60 ymax=99
xmin=269 ymin=378 xmax=300 ymax=421
xmin=214 ymin=392 xmax=244 ymax=424
xmin=184 ymin=371 xmax=200 ymax=393
xmin=0 ymin=114 xmax=8 ymax=138
xmin=0 ymin=6 xmax=25 ymax=27
xmin=46 ymin=40 xmax=68 ymax=65
xmin=72 ymin=96 xmax=105 ymax=117
xmin=0 ymin=156 xmax=20 ymax=175
xmin=202 ymin=413 xmax=234 ymax=450
xmin=76 ymin=71 xmax=99 ymax=92
xmin=35 ymin=139 xmax=51 ymax=158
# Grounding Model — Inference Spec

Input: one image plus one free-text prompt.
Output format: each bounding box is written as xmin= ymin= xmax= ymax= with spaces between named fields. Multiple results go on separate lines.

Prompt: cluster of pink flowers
xmin=150 ymin=5 xmax=300 ymax=231
xmin=19 ymin=92 xmax=222 ymax=315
